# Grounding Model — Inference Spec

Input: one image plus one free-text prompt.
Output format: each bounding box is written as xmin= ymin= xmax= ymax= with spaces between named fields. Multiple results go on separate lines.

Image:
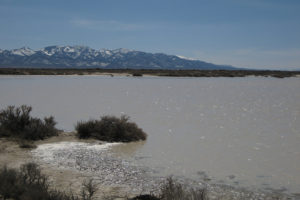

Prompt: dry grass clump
xmin=75 ymin=115 xmax=147 ymax=142
xmin=158 ymin=177 xmax=207 ymax=200
xmin=129 ymin=177 xmax=207 ymax=200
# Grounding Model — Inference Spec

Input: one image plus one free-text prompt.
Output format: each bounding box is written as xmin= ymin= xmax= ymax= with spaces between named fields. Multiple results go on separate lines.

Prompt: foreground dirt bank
xmin=0 ymin=133 xmax=297 ymax=200
xmin=0 ymin=133 xmax=132 ymax=199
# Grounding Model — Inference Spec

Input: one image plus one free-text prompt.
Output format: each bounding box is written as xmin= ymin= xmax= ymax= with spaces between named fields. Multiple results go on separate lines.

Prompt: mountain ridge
xmin=0 ymin=45 xmax=237 ymax=70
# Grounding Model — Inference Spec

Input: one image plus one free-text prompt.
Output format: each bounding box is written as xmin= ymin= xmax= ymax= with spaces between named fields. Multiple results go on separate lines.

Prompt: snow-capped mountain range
xmin=0 ymin=45 xmax=236 ymax=70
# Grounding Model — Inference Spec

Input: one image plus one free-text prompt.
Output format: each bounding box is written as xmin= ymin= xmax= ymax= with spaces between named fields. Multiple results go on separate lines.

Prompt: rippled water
xmin=0 ymin=75 xmax=299 ymax=194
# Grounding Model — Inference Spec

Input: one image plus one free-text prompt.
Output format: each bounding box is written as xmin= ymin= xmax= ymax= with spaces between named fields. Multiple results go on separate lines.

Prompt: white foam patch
xmin=31 ymin=141 xmax=121 ymax=164
xmin=34 ymin=141 xmax=120 ymax=151
xmin=29 ymin=141 xmax=160 ymax=192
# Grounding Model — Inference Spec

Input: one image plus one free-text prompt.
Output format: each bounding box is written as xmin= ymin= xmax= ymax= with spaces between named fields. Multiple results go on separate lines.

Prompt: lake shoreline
xmin=0 ymin=68 xmax=300 ymax=78
xmin=0 ymin=133 xmax=296 ymax=200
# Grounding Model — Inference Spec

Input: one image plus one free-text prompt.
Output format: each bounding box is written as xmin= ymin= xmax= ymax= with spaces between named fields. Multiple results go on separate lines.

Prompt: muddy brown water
xmin=0 ymin=75 xmax=299 ymax=196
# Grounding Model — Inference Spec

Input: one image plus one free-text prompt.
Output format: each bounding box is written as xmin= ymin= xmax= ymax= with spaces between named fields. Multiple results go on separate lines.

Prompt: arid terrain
xmin=0 ymin=132 xmax=133 ymax=199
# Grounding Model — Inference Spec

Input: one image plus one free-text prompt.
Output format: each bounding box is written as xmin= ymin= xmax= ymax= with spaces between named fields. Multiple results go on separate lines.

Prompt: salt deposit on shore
xmin=31 ymin=141 xmax=295 ymax=200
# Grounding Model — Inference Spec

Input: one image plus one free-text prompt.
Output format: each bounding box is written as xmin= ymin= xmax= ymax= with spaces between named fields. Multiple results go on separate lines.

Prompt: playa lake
xmin=0 ymin=75 xmax=299 ymax=194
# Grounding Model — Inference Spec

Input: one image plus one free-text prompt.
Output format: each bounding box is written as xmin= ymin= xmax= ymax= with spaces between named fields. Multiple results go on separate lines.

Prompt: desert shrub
xmin=80 ymin=179 xmax=98 ymax=200
xmin=158 ymin=177 xmax=207 ymax=200
xmin=0 ymin=105 xmax=58 ymax=140
xmin=75 ymin=115 xmax=147 ymax=142
xmin=132 ymin=73 xmax=143 ymax=77
xmin=129 ymin=177 xmax=207 ymax=200
xmin=0 ymin=163 xmax=98 ymax=200
xmin=0 ymin=163 xmax=49 ymax=200
xmin=0 ymin=166 xmax=20 ymax=199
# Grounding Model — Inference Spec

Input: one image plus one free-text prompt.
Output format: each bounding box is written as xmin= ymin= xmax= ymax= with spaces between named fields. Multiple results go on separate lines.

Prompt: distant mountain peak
xmin=11 ymin=46 xmax=35 ymax=56
xmin=111 ymin=48 xmax=134 ymax=54
xmin=176 ymin=55 xmax=197 ymax=61
xmin=0 ymin=45 xmax=237 ymax=70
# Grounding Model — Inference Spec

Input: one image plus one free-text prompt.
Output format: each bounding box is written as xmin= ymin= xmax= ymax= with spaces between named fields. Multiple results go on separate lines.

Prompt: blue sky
xmin=0 ymin=0 xmax=300 ymax=70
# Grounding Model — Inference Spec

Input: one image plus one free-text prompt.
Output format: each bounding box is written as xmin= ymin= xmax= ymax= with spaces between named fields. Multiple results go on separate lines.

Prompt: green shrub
xmin=0 ymin=105 xmax=58 ymax=140
xmin=75 ymin=115 xmax=147 ymax=142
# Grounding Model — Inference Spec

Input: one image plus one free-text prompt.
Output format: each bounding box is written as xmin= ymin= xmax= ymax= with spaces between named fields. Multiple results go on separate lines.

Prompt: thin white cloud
xmin=70 ymin=19 xmax=149 ymax=31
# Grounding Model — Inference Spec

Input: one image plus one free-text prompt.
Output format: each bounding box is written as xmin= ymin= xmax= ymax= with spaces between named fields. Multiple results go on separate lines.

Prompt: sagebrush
xmin=0 ymin=105 xmax=58 ymax=140
xmin=158 ymin=177 xmax=207 ymax=200
xmin=76 ymin=115 xmax=147 ymax=142
xmin=0 ymin=163 xmax=98 ymax=200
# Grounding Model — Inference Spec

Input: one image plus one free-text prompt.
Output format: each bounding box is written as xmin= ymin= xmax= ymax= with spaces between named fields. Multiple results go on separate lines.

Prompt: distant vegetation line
xmin=0 ymin=68 xmax=299 ymax=78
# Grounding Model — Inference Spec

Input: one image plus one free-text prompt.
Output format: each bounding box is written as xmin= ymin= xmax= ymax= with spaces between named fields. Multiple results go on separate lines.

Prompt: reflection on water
xmin=0 ymin=75 xmax=299 ymax=194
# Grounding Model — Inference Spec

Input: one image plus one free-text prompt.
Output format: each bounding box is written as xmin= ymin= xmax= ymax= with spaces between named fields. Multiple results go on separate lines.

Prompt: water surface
xmin=0 ymin=75 xmax=299 ymax=194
